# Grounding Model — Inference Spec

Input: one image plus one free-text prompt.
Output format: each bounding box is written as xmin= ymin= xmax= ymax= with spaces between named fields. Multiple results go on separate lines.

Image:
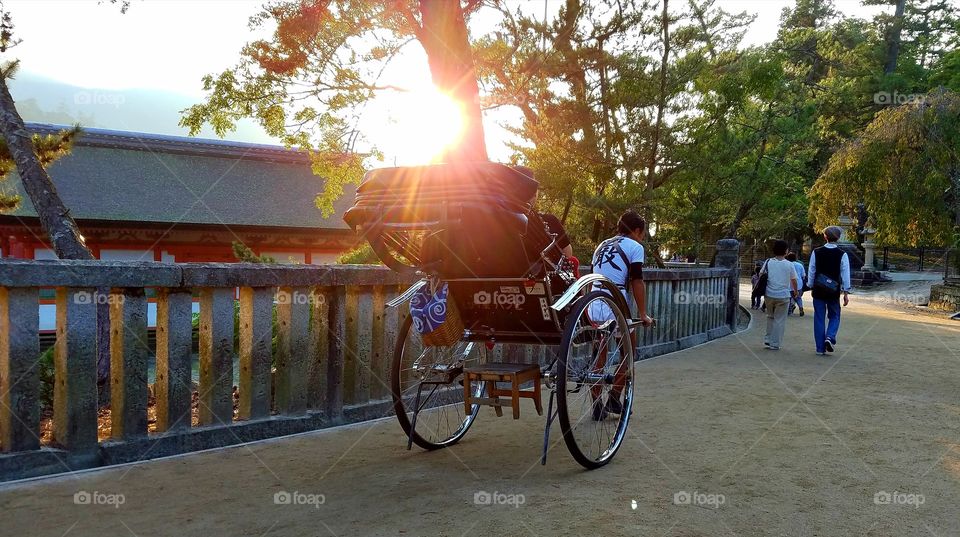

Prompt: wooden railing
xmin=0 ymin=240 xmax=740 ymax=481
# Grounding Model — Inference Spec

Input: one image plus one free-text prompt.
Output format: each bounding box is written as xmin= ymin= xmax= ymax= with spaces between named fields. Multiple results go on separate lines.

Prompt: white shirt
xmin=762 ymin=257 xmax=798 ymax=299
xmin=590 ymin=235 xmax=645 ymax=319
xmin=806 ymin=243 xmax=851 ymax=291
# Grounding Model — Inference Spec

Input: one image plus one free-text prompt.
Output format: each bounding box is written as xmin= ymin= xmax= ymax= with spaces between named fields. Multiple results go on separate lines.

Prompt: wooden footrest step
xmin=463 ymin=362 xmax=542 ymax=419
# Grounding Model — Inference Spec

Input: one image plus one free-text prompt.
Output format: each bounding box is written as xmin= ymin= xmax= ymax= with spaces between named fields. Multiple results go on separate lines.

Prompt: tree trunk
xmin=884 ymin=0 xmax=907 ymax=75
xmin=0 ymin=75 xmax=109 ymax=400
xmin=725 ymin=202 xmax=754 ymax=238
xmin=0 ymin=78 xmax=93 ymax=260
xmin=554 ymin=0 xmax=612 ymax=242
xmin=418 ymin=0 xmax=488 ymax=162
xmin=644 ymin=0 xmax=670 ymax=200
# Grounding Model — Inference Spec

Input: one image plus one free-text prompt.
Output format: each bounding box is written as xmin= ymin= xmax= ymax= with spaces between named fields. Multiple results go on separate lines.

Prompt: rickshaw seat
xmin=343 ymin=162 xmax=558 ymax=279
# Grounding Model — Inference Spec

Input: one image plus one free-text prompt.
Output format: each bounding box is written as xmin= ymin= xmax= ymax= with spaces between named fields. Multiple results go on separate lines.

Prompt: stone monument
xmin=835 ymin=215 xmax=864 ymax=271
xmin=830 ymin=215 xmax=884 ymax=286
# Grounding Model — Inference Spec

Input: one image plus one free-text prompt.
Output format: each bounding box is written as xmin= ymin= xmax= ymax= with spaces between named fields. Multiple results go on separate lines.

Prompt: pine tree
xmin=0 ymin=4 xmax=93 ymax=260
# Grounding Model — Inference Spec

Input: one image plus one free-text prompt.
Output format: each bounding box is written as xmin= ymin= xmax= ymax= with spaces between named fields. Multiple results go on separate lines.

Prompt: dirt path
xmin=2 ymin=291 xmax=959 ymax=537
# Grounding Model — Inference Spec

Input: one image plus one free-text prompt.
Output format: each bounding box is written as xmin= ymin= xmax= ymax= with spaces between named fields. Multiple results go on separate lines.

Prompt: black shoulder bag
xmin=753 ymin=260 xmax=769 ymax=295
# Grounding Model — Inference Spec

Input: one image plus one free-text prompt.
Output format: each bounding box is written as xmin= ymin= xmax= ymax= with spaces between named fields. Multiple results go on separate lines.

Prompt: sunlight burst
xmin=381 ymin=87 xmax=466 ymax=166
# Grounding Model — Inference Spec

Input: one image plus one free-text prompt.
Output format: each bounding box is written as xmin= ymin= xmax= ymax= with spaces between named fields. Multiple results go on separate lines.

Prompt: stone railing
xmin=0 ymin=240 xmax=739 ymax=482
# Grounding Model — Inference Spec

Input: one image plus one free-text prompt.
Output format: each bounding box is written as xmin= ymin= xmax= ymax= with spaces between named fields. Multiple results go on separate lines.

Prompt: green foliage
xmin=810 ymin=88 xmax=960 ymax=247
xmin=37 ymin=346 xmax=54 ymax=410
xmin=0 ymin=5 xmax=80 ymax=212
xmin=337 ymin=242 xmax=380 ymax=264
xmin=180 ymin=0 xmax=453 ymax=217
xmin=189 ymin=0 xmax=960 ymax=255
xmin=0 ymin=74 xmax=81 ymax=213
xmin=232 ymin=241 xmax=276 ymax=263
xmin=930 ymin=49 xmax=960 ymax=90
xmin=476 ymin=0 xmax=755 ymax=246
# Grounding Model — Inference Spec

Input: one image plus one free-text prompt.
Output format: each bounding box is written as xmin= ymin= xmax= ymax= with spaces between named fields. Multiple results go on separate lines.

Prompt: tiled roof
xmin=4 ymin=123 xmax=353 ymax=230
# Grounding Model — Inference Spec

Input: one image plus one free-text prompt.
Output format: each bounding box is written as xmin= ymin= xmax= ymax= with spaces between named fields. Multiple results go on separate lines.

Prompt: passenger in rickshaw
xmin=515 ymin=167 xmax=573 ymax=260
xmin=538 ymin=212 xmax=573 ymax=258
xmin=588 ymin=210 xmax=654 ymax=420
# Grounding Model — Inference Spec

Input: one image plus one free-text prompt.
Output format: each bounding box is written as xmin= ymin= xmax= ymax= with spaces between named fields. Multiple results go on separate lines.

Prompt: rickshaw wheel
xmin=556 ymin=291 xmax=635 ymax=469
xmin=391 ymin=316 xmax=485 ymax=450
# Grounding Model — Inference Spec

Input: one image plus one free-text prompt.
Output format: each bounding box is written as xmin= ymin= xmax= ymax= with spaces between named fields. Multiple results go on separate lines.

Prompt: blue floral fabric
xmin=410 ymin=283 xmax=450 ymax=335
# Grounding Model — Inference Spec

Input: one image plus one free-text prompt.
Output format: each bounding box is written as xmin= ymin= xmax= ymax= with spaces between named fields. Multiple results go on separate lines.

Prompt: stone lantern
xmin=862 ymin=225 xmax=877 ymax=270
xmin=836 ymin=215 xmax=856 ymax=244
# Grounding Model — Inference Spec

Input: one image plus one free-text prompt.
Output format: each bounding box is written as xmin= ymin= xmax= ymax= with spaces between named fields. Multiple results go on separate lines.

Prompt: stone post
xmin=715 ymin=239 xmax=740 ymax=332
xmin=862 ymin=227 xmax=877 ymax=270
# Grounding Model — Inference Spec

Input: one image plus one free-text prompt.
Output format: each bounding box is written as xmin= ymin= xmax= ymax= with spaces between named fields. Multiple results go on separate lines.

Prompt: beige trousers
xmin=764 ymin=297 xmax=791 ymax=348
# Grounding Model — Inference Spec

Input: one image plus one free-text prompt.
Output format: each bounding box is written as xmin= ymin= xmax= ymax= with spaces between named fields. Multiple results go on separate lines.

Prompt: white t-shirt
xmin=762 ymin=258 xmax=798 ymax=299
xmin=589 ymin=236 xmax=645 ymax=320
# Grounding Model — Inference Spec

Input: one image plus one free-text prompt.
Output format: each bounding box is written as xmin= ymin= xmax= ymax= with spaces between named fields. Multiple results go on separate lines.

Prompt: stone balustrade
xmin=0 ymin=239 xmax=739 ymax=481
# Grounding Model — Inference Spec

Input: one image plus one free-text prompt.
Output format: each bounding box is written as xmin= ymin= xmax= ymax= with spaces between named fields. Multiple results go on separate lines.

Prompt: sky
xmin=5 ymin=0 xmax=889 ymax=164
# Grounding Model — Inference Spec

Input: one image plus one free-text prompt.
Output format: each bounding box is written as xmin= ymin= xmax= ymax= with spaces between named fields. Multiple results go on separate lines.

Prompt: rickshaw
xmin=343 ymin=162 xmax=642 ymax=469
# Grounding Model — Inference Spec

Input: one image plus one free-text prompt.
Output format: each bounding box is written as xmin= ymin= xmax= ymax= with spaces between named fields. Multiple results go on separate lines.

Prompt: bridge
xmin=1 ymin=240 xmax=957 ymax=535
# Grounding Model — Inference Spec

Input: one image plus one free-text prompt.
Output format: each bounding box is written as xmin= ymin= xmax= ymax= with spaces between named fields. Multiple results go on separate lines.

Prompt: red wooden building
xmin=1 ymin=123 xmax=357 ymax=264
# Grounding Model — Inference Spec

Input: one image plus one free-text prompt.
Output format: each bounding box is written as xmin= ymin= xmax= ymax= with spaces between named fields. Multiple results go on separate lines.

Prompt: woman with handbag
xmin=806 ymin=226 xmax=852 ymax=356
xmin=760 ymin=240 xmax=798 ymax=350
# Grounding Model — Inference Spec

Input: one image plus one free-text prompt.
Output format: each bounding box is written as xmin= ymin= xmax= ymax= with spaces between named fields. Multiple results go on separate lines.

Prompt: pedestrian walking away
xmin=761 ymin=239 xmax=798 ymax=350
xmin=786 ymin=252 xmax=806 ymax=316
xmin=806 ymin=226 xmax=852 ymax=356
xmin=751 ymin=264 xmax=764 ymax=310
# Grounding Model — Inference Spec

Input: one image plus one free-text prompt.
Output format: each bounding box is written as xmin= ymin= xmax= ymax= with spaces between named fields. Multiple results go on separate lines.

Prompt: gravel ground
xmin=1 ymin=287 xmax=958 ymax=537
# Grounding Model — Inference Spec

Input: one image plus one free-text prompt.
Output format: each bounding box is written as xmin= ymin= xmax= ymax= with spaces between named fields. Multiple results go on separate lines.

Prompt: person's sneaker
xmin=816 ymin=351 xmax=826 ymax=356
xmin=824 ymin=340 xmax=834 ymax=353
xmin=592 ymin=399 xmax=608 ymax=421
xmin=799 ymin=308 xmax=805 ymax=317
xmin=605 ymin=393 xmax=624 ymax=415
xmin=767 ymin=346 xmax=780 ymax=350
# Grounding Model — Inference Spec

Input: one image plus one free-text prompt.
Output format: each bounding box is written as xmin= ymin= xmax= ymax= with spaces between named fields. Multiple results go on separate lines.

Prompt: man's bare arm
xmin=632 ymin=279 xmax=653 ymax=326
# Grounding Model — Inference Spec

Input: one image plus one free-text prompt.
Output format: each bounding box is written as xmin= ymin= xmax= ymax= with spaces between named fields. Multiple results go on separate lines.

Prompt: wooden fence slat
xmin=0 ymin=287 xmax=39 ymax=452
xmin=355 ymin=288 xmax=374 ymax=404
xmin=54 ymin=287 xmax=98 ymax=451
xmin=110 ymin=288 xmax=149 ymax=439
xmin=341 ymin=287 xmax=360 ymax=405
xmin=198 ymin=288 xmax=234 ymax=426
xmin=308 ymin=286 xmax=329 ymax=410
xmin=325 ymin=286 xmax=346 ymax=418
xmin=275 ymin=287 xmax=310 ymax=415
xmin=238 ymin=287 xmax=273 ymax=420
xmin=155 ymin=288 xmax=193 ymax=432
xmin=692 ymin=280 xmax=700 ymax=335
xmin=369 ymin=286 xmax=387 ymax=401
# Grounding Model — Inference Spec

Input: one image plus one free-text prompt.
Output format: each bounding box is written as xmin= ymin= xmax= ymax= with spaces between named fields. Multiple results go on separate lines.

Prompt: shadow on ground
xmin=1 ymin=294 xmax=958 ymax=537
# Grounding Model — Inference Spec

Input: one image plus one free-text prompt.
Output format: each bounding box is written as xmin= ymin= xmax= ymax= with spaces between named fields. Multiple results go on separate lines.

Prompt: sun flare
xmin=381 ymin=87 xmax=466 ymax=166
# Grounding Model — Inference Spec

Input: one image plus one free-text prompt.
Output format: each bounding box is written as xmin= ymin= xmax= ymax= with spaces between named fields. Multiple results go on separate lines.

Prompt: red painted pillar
xmin=8 ymin=236 xmax=24 ymax=259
